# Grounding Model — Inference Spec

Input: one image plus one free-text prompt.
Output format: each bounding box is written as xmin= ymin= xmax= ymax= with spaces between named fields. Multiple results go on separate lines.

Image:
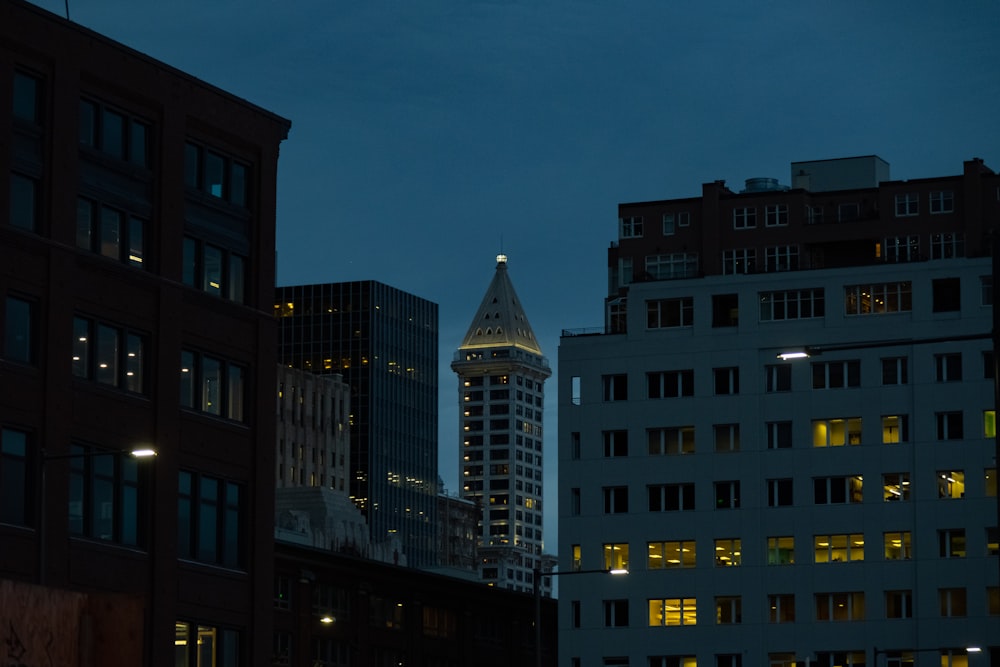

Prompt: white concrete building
xmin=558 ymin=158 xmax=1000 ymax=667
xmin=452 ymin=254 xmax=553 ymax=593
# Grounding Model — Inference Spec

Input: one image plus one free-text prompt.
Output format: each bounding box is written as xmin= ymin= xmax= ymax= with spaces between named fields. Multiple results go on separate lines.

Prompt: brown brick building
xmin=1 ymin=1 xmax=290 ymax=664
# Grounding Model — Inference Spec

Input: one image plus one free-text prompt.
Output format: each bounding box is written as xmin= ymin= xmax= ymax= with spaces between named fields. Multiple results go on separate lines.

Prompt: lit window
xmin=883 ymin=473 xmax=910 ymax=501
xmin=812 ymin=417 xmax=862 ymax=447
xmin=766 ymin=536 xmax=794 ymax=565
xmin=881 ymin=415 xmax=908 ymax=443
xmin=648 ymin=597 xmax=696 ymax=626
xmin=603 ymin=543 xmax=629 ymax=570
xmin=648 ymin=540 xmax=695 ymax=569
xmin=845 ymin=281 xmax=913 ymax=316
xmin=714 ymin=538 xmax=741 ymax=566
xmin=72 ymin=315 xmax=147 ymax=394
xmin=883 ymin=531 xmax=912 ymax=560
xmin=813 ymin=534 xmax=864 ymax=563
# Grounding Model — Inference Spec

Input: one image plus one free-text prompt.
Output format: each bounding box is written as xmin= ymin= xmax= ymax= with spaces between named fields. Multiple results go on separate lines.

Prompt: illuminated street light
xmin=38 ymin=446 xmax=157 ymax=585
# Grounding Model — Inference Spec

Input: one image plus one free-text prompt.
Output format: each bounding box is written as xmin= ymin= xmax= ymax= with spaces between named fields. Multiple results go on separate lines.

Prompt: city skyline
xmin=24 ymin=0 xmax=1000 ymax=555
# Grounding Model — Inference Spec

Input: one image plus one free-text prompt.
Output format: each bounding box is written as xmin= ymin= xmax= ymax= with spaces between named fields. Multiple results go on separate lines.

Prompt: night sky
xmin=29 ymin=0 xmax=1000 ymax=554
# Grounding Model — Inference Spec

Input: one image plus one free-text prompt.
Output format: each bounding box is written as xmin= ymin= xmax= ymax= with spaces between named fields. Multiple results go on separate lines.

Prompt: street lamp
xmin=873 ymin=646 xmax=982 ymax=666
xmin=38 ymin=446 xmax=156 ymax=584
xmin=532 ymin=567 xmax=627 ymax=667
xmin=778 ymin=324 xmax=999 ymax=657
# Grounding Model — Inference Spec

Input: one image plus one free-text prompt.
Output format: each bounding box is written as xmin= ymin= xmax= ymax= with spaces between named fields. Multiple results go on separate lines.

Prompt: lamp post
xmin=873 ymin=646 xmax=982 ymax=666
xmin=38 ymin=446 xmax=156 ymax=585
xmin=532 ymin=567 xmax=627 ymax=667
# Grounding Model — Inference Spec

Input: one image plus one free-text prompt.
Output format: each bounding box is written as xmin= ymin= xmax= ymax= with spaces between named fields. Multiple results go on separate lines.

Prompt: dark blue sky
xmin=31 ymin=0 xmax=1000 ymax=552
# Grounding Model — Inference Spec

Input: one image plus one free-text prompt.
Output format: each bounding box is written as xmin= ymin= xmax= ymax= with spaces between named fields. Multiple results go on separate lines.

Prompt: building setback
xmin=452 ymin=254 xmax=552 ymax=593
xmin=275 ymin=281 xmax=439 ymax=567
xmin=0 ymin=0 xmax=290 ymax=664
xmin=559 ymin=157 xmax=1000 ymax=666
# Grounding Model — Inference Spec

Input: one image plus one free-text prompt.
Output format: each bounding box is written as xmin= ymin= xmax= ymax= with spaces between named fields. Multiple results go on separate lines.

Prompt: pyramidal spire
xmin=459 ymin=254 xmax=543 ymax=355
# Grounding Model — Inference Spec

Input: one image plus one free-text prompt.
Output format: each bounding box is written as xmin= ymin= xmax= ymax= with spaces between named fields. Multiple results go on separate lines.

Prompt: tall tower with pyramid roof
xmin=451 ymin=254 xmax=552 ymax=593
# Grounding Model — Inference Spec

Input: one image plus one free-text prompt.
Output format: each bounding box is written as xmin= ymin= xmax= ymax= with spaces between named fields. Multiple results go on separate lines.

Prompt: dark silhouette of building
xmin=273 ymin=539 xmax=557 ymax=667
xmin=275 ymin=281 xmax=439 ymax=567
xmin=1 ymin=0 xmax=290 ymax=663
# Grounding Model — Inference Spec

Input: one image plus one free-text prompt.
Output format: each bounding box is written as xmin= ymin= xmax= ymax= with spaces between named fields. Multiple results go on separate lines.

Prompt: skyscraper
xmin=559 ymin=157 xmax=1000 ymax=665
xmin=452 ymin=254 xmax=552 ymax=592
xmin=276 ymin=281 xmax=439 ymax=567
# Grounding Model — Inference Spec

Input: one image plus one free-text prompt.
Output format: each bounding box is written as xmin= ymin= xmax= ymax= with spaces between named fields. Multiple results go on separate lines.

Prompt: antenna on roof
xmin=65 ymin=0 xmax=70 ymax=20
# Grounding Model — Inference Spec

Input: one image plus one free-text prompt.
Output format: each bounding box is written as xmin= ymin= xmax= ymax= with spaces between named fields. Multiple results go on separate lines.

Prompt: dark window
xmin=714 ymin=481 xmax=740 ymax=509
xmin=647 ymin=298 xmax=693 ymax=328
xmin=175 ymin=623 xmax=240 ymax=667
xmin=0 ymin=427 xmax=31 ymax=526
xmin=79 ymin=99 xmax=149 ymax=166
xmin=9 ymin=172 xmax=38 ymax=232
xmin=647 ymin=370 xmax=694 ymax=398
xmin=767 ymin=479 xmax=793 ymax=506
xmin=648 ymin=483 xmax=694 ymax=511
xmin=885 ymin=590 xmax=913 ymax=619
xmin=178 ymin=471 xmax=245 ymax=569
xmin=184 ymin=141 xmax=251 ymax=207
xmin=4 ymin=296 xmax=36 ymax=364
xmin=932 ymin=277 xmax=961 ymax=312
xmin=812 ymin=360 xmax=860 ymax=389
xmin=712 ymin=294 xmax=738 ymax=327
xmin=13 ymin=71 xmax=41 ymax=124
xmin=713 ymin=424 xmax=739 ymax=452
xmin=183 ymin=237 xmax=247 ymax=303
xmin=936 ymin=411 xmax=964 ymax=440
xmin=68 ymin=444 xmax=147 ymax=546
xmin=72 ymin=316 xmax=146 ymax=394
xmin=814 ymin=476 xmax=863 ymax=504
xmin=180 ymin=350 xmax=246 ymax=422
xmin=881 ymin=357 xmax=908 ymax=385
xmin=76 ymin=198 xmax=146 ymax=269
xmin=765 ymin=364 xmax=791 ymax=392
xmin=603 ymin=486 xmax=628 ymax=514
xmin=603 ymin=599 xmax=629 ymax=627
xmin=714 ymin=367 xmax=739 ymax=395
xmin=602 ymin=374 xmax=627 ymax=401
xmin=603 ymin=430 xmax=628 ymax=457
xmin=766 ymin=421 xmax=792 ymax=449
xmin=935 ymin=353 xmax=962 ymax=382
